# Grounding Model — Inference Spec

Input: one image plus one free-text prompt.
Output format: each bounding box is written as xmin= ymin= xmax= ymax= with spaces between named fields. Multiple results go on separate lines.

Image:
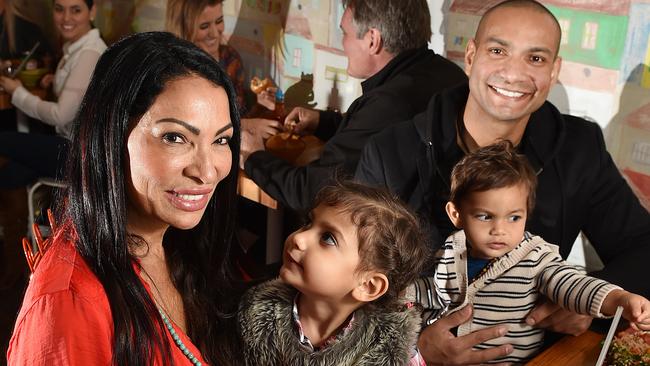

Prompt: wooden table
xmin=237 ymin=134 xmax=324 ymax=264
xmin=238 ymin=170 xmax=278 ymax=209
xmin=527 ymin=330 xmax=603 ymax=365
xmin=238 ymin=134 xmax=324 ymax=209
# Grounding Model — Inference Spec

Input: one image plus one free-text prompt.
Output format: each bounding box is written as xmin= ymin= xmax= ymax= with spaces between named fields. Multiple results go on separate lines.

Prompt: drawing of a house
xmin=619 ymin=102 xmax=650 ymax=209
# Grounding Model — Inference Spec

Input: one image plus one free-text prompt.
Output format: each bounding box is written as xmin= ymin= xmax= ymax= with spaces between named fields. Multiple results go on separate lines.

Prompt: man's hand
xmin=240 ymin=118 xmax=281 ymax=169
xmin=241 ymin=118 xmax=282 ymax=140
xmin=284 ymin=107 xmax=319 ymax=135
xmin=525 ymin=299 xmax=593 ymax=336
xmin=418 ymin=306 xmax=513 ymax=365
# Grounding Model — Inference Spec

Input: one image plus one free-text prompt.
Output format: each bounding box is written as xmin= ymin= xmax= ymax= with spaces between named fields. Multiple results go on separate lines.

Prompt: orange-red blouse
xmin=7 ymin=231 xmax=208 ymax=365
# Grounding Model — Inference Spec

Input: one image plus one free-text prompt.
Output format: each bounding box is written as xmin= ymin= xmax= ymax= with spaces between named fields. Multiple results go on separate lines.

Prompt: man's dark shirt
xmin=244 ymin=47 xmax=467 ymax=211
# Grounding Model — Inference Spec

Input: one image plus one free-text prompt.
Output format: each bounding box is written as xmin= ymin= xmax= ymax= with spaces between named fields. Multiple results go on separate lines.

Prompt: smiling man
xmin=355 ymin=0 xmax=650 ymax=364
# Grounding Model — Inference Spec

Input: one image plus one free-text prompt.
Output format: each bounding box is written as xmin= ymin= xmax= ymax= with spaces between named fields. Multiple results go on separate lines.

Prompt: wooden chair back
xmin=22 ymin=209 xmax=56 ymax=273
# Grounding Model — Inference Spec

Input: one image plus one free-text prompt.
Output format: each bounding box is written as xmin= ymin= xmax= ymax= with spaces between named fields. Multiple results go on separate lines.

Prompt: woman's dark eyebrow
xmin=215 ymin=123 xmax=233 ymax=136
xmin=156 ymin=118 xmax=200 ymax=135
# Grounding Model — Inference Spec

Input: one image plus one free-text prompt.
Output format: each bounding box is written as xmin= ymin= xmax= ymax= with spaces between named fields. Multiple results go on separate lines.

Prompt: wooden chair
xmin=22 ymin=209 xmax=56 ymax=273
xmin=27 ymin=177 xmax=66 ymax=240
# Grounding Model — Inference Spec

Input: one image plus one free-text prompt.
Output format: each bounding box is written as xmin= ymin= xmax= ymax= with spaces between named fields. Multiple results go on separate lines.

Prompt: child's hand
xmin=607 ymin=290 xmax=650 ymax=331
xmin=622 ymin=293 xmax=650 ymax=331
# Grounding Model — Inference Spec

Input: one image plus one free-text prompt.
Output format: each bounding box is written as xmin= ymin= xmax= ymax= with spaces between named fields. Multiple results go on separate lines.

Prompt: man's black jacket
xmin=356 ymin=83 xmax=650 ymax=298
xmin=244 ymin=47 xmax=467 ymax=211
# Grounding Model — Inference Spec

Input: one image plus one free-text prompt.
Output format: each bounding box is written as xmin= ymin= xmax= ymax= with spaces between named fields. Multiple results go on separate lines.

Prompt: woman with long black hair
xmin=7 ymin=31 xmax=242 ymax=365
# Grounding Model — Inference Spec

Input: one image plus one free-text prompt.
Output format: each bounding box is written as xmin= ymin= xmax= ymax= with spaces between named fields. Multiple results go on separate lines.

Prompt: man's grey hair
xmin=342 ymin=0 xmax=431 ymax=55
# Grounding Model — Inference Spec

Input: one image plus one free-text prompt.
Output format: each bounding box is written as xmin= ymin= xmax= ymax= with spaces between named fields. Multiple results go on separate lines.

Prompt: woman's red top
xmin=7 ymin=230 xmax=208 ymax=365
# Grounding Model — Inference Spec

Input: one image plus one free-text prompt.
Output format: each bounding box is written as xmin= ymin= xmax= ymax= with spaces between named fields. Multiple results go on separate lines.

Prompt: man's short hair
xmin=476 ymin=0 xmax=562 ymax=56
xmin=450 ymin=141 xmax=538 ymax=214
xmin=342 ymin=0 xmax=432 ymax=55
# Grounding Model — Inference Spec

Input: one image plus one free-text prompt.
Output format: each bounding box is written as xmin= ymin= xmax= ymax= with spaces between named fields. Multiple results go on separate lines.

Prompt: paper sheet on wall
xmin=132 ymin=0 xmax=165 ymax=32
xmin=313 ymin=49 xmax=360 ymax=112
xmin=282 ymin=34 xmax=314 ymax=78
xmin=222 ymin=0 xmax=238 ymax=16
xmin=328 ymin=1 xmax=344 ymax=50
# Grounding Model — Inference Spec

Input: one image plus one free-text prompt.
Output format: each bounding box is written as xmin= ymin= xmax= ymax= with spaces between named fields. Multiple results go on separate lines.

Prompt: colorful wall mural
xmin=16 ymin=0 xmax=650 ymax=267
xmin=23 ymin=0 xmax=646 ymax=211
xmin=24 ymin=0 xmax=648 ymax=211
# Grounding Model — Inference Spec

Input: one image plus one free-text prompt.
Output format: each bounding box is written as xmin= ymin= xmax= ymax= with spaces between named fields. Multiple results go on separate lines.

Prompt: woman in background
xmin=0 ymin=0 xmax=105 ymax=297
xmin=0 ymin=0 xmax=106 ymax=185
xmin=166 ymin=0 xmax=247 ymax=110
xmin=165 ymin=0 xmax=279 ymax=136
xmin=8 ymin=31 xmax=243 ymax=365
xmin=166 ymin=0 xmax=282 ymax=144
xmin=0 ymin=0 xmax=104 ymax=137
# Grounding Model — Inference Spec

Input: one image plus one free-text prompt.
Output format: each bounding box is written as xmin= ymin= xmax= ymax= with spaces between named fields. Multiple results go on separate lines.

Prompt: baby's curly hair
xmin=313 ymin=180 xmax=431 ymax=309
xmin=450 ymin=140 xmax=538 ymax=213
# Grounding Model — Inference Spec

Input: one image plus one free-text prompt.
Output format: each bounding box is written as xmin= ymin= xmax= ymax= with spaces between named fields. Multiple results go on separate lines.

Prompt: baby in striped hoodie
xmin=407 ymin=140 xmax=650 ymax=364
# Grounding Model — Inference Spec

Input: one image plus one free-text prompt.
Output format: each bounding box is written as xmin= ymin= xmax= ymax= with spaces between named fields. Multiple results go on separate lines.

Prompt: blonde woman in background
xmin=166 ymin=0 xmax=246 ymax=110
xmin=166 ymin=0 xmax=282 ymax=140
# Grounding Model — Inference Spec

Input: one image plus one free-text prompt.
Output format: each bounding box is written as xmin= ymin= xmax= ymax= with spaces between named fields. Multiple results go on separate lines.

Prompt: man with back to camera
xmin=355 ymin=0 xmax=650 ymax=363
xmin=239 ymin=0 xmax=466 ymax=212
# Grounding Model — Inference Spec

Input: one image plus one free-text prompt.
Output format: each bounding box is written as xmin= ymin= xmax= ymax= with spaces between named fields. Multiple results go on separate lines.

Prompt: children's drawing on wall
xmin=239 ymin=0 xmax=285 ymax=22
xmin=226 ymin=18 xmax=272 ymax=78
xmin=132 ymin=0 xmax=164 ymax=33
xmin=548 ymin=4 xmax=628 ymax=128
xmin=443 ymin=10 xmax=478 ymax=64
xmin=608 ymin=64 xmax=650 ymax=211
xmin=620 ymin=99 xmax=650 ymax=210
xmin=605 ymin=1 xmax=650 ymax=210
xmin=313 ymin=48 xmax=361 ymax=111
xmin=91 ymin=0 xmax=364 ymax=113
xmin=282 ymin=33 xmax=314 ymax=79
xmin=69 ymin=0 xmax=650 ymax=206
xmin=225 ymin=0 xmax=359 ymax=112
xmin=287 ymin=0 xmax=330 ymax=46
xmin=328 ymin=0 xmax=344 ymax=49
xmin=226 ymin=0 xmax=289 ymax=87
xmin=95 ymin=0 xmax=135 ymax=44
xmin=547 ymin=81 xmax=570 ymax=115
xmin=284 ymin=72 xmax=317 ymax=111
xmin=92 ymin=0 xmax=158 ymax=44
xmin=426 ymin=0 xmax=452 ymax=53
